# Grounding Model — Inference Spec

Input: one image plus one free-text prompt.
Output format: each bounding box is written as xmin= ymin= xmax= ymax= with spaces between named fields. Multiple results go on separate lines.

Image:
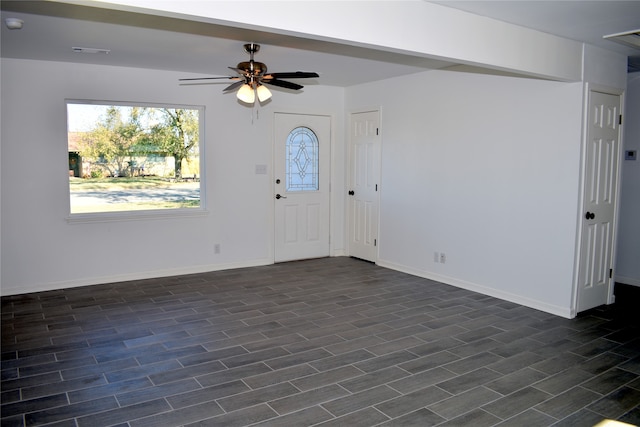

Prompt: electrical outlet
xmin=434 ymin=251 xmax=439 ymax=263
xmin=214 ymin=243 xmax=221 ymax=254
xmin=440 ymin=253 xmax=446 ymax=264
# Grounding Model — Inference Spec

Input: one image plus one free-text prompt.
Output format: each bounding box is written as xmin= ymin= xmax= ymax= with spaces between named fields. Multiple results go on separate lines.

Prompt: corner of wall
xmin=582 ymin=43 xmax=628 ymax=89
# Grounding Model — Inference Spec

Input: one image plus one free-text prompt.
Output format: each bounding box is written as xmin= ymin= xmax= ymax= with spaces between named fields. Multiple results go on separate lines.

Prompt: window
xmin=285 ymin=126 xmax=319 ymax=192
xmin=67 ymin=101 xmax=203 ymax=215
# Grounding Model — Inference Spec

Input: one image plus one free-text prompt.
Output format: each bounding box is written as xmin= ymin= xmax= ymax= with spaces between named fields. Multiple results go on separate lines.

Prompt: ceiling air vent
xmin=603 ymin=29 xmax=640 ymax=73
xmin=603 ymin=29 xmax=640 ymax=50
xmin=72 ymin=47 xmax=110 ymax=54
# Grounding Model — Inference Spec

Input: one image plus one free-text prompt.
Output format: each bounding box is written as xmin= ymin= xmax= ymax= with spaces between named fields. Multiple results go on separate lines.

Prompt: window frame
xmin=65 ymin=99 xmax=207 ymax=223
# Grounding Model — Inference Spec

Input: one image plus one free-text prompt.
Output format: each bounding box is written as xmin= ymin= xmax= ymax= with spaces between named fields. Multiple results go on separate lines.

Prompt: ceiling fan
xmin=179 ymin=43 xmax=319 ymax=104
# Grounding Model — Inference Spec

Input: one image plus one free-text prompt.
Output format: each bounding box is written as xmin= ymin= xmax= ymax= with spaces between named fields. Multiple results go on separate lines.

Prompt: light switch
xmin=625 ymin=150 xmax=637 ymax=161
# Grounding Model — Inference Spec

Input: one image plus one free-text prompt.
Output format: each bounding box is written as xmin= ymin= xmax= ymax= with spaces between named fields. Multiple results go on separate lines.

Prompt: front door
xmin=274 ymin=113 xmax=331 ymax=262
xmin=348 ymin=110 xmax=380 ymax=262
xmin=576 ymin=90 xmax=622 ymax=313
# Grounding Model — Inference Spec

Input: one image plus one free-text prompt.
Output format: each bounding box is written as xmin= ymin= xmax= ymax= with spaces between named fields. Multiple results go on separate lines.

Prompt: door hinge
xmin=619 ymin=115 xmax=623 ymax=125
xmin=375 ymin=184 xmax=378 ymax=191
xmin=610 ymin=268 xmax=613 ymax=279
xmin=376 ymin=128 xmax=379 ymax=136
xmin=374 ymin=239 xmax=377 ymax=247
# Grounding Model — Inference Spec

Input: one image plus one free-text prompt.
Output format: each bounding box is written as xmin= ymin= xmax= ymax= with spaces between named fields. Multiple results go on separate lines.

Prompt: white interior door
xmin=348 ymin=110 xmax=380 ymax=262
xmin=576 ymin=90 xmax=621 ymax=313
xmin=274 ymin=113 xmax=331 ymax=262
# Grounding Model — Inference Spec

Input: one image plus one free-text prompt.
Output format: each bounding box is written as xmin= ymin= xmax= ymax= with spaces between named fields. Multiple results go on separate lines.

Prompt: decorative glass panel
xmin=286 ymin=126 xmax=319 ymax=192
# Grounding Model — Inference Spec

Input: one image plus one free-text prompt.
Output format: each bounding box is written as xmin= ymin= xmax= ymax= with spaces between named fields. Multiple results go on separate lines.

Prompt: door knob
xmin=585 ymin=211 xmax=595 ymax=220
xmin=348 ymin=190 xmax=354 ymax=196
xmin=276 ymin=194 xmax=287 ymax=199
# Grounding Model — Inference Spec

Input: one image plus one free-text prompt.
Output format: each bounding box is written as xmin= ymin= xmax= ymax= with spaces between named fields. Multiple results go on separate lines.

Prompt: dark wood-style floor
xmin=2 ymin=257 xmax=639 ymax=427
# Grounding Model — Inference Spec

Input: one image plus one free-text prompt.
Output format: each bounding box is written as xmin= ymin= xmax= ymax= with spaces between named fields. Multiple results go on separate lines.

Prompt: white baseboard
xmin=3 ymin=255 xmax=592 ymax=320
xmin=0 ymin=258 xmax=274 ymax=296
xmin=615 ymin=276 xmax=640 ymax=287
xmin=376 ymin=258 xmax=573 ymax=319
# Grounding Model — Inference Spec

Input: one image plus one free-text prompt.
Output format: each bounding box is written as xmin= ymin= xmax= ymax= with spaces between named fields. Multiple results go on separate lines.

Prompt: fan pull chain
xmin=250 ymin=103 xmax=260 ymax=125
xmin=251 ymin=103 xmax=255 ymax=125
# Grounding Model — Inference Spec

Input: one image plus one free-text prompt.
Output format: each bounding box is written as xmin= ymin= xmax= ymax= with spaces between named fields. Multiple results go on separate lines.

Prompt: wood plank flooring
xmin=2 ymin=257 xmax=639 ymax=426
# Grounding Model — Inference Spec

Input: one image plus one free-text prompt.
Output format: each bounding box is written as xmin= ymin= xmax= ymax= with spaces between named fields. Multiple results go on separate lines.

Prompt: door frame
xmin=270 ymin=110 xmax=335 ymax=263
xmin=347 ymin=107 xmax=382 ymax=263
xmin=571 ymin=83 xmax=625 ymax=317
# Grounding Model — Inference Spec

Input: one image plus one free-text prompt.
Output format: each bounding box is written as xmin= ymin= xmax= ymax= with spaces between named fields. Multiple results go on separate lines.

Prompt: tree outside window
xmin=67 ymin=101 xmax=203 ymax=214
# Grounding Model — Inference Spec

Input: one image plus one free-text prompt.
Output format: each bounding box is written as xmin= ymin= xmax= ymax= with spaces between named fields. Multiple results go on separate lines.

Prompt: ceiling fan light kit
xmin=237 ymin=83 xmax=255 ymax=103
xmin=256 ymin=85 xmax=272 ymax=102
xmin=179 ymin=43 xmax=318 ymax=105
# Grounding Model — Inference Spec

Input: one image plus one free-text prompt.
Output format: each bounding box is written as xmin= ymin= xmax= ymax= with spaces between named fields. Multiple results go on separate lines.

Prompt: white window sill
xmin=66 ymin=208 xmax=209 ymax=224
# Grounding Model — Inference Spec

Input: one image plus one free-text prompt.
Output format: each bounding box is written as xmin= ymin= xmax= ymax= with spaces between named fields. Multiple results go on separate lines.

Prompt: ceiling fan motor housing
xmin=237 ymin=61 xmax=268 ymax=76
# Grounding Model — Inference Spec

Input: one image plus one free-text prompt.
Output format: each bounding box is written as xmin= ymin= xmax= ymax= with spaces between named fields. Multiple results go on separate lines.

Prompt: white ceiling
xmin=434 ymin=1 xmax=640 ymax=56
xmin=1 ymin=1 xmax=639 ymax=88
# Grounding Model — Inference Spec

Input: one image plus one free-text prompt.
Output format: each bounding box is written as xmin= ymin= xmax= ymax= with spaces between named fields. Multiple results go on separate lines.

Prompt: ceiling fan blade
xmin=223 ymin=81 xmax=245 ymax=92
xmin=181 ymin=44 xmax=317 ymax=96
xmin=265 ymin=72 xmax=319 ymax=79
xmin=179 ymin=76 xmax=235 ymax=81
xmin=263 ymin=79 xmax=304 ymax=90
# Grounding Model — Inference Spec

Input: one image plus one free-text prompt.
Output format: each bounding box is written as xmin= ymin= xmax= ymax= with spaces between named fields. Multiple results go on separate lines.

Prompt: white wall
xmin=616 ymin=73 xmax=640 ymax=286
xmin=346 ymin=69 xmax=584 ymax=317
xmin=583 ymin=44 xmax=628 ymax=89
xmin=1 ymin=59 xmax=631 ymax=316
xmin=0 ymin=58 xmax=345 ymax=295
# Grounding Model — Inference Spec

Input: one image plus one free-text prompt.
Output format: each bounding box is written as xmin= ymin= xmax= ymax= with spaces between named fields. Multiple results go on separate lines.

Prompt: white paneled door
xmin=274 ymin=113 xmax=331 ymax=262
xmin=577 ymin=91 xmax=621 ymax=313
xmin=348 ymin=110 xmax=380 ymax=262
